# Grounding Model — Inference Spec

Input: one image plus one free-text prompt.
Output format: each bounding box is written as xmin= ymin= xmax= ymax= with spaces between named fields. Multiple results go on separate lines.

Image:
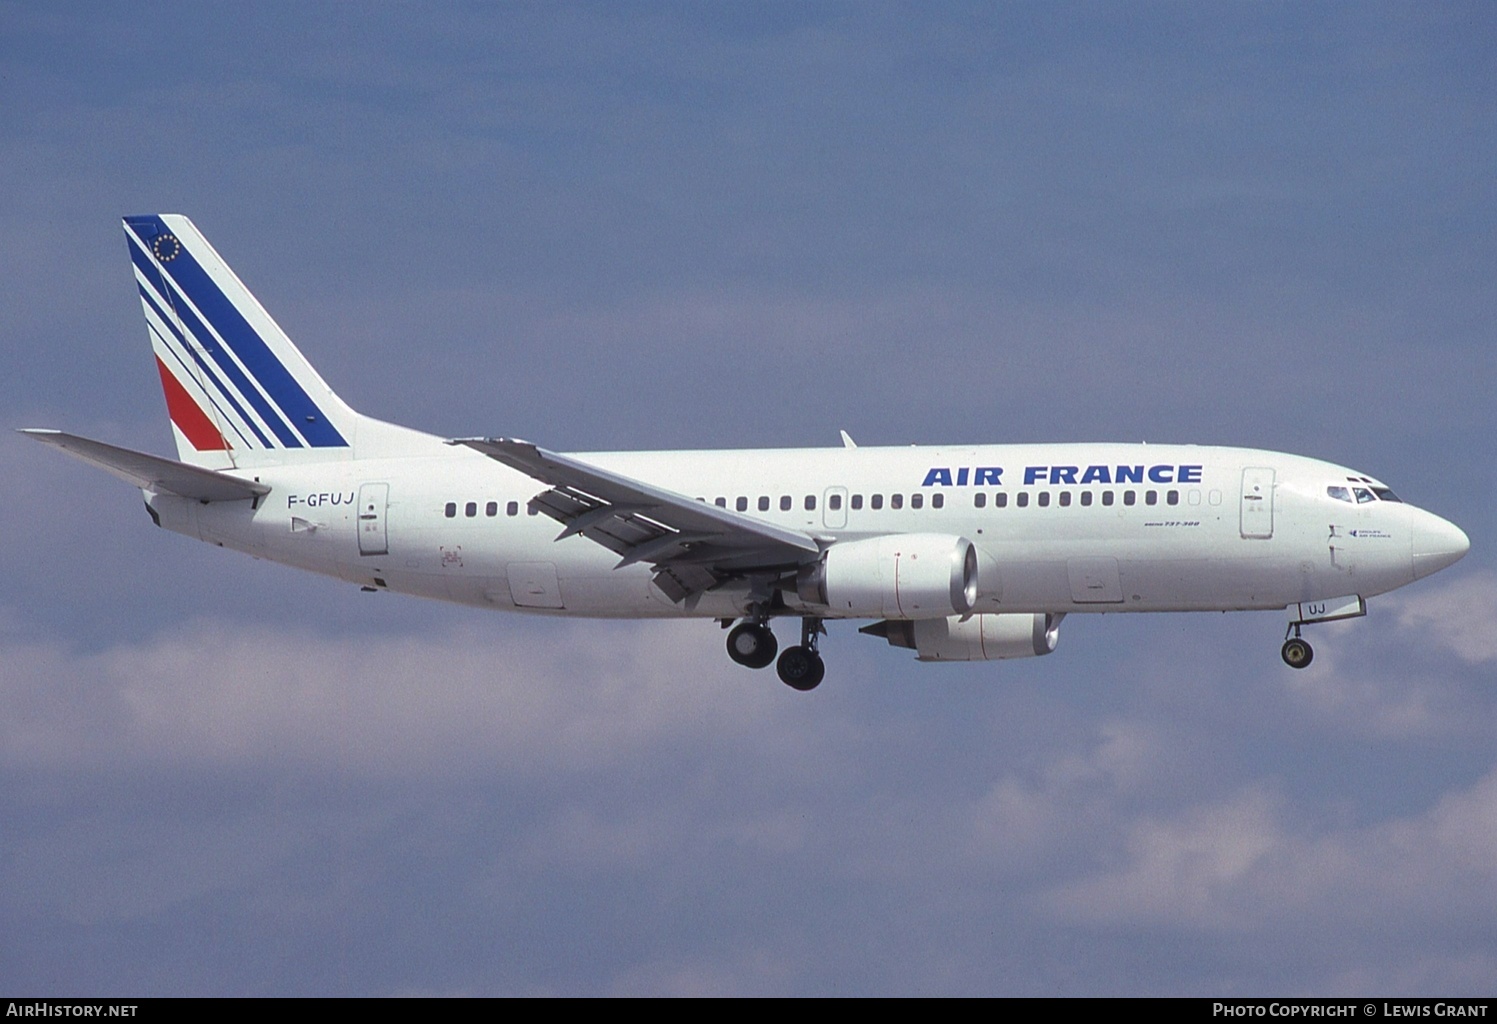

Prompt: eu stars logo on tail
xmin=21 ymin=215 xmax=1471 ymax=692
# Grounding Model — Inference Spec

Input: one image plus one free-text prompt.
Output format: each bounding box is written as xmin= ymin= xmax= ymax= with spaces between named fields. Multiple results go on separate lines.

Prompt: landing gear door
xmin=1240 ymin=468 xmax=1275 ymax=540
xmin=357 ymin=482 xmax=389 ymax=556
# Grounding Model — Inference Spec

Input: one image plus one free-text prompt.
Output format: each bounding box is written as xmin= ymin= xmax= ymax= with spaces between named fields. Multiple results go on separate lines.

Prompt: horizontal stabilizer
xmin=21 ymin=429 xmax=270 ymax=502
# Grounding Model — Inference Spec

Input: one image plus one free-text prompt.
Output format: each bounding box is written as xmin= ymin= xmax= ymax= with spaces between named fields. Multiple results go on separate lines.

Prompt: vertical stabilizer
xmin=123 ymin=214 xmax=359 ymax=468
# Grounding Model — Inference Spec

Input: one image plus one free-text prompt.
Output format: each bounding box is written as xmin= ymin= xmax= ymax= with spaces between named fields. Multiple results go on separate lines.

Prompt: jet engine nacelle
xmin=861 ymin=612 xmax=1064 ymax=661
xmin=798 ymin=533 xmax=978 ymax=619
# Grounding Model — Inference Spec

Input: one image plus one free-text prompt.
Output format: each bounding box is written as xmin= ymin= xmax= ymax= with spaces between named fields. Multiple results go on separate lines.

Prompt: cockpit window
xmin=1331 ymin=483 xmax=1401 ymax=504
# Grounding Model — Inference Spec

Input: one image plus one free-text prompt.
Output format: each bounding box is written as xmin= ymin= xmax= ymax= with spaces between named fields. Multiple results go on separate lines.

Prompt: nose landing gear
xmin=1281 ymin=623 xmax=1314 ymax=669
xmin=1280 ymin=596 xmax=1367 ymax=668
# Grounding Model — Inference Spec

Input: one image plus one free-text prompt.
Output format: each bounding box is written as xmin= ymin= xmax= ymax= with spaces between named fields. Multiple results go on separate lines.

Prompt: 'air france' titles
xmin=921 ymin=464 xmax=1204 ymax=487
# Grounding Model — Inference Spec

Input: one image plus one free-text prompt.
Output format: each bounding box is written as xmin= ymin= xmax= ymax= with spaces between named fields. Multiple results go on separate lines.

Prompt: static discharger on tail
xmin=23 ymin=216 xmax=1471 ymax=691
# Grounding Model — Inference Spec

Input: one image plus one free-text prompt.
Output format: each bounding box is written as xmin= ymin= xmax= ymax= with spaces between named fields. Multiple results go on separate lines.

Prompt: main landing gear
xmin=1281 ymin=622 xmax=1314 ymax=669
xmin=726 ymin=619 xmax=777 ymax=669
xmin=725 ymin=616 xmax=826 ymax=690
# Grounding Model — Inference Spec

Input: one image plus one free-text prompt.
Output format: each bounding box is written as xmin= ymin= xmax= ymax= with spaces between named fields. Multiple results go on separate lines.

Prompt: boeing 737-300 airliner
xmin=24 ymin=215 xmax=1471 ymax=690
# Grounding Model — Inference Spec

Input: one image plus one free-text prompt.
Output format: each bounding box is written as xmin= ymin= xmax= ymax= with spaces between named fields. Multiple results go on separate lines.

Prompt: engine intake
xmin=861 ymin=612 xmax=1064 ymax=661
xmin=799 ymin=533 xmax=978 ymax=619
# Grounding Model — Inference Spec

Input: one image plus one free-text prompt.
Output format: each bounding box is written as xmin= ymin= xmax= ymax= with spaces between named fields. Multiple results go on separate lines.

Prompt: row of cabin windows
xmin=705 ymin=489 xmax=1196 ymax=513
xmin=709 ymin=493 xmax=948 ymax=513
xmin=447 ymin=488 xmax=1207 ymax=521
xmin=978 ymin=489 xmax=1182 ymax=508
xmin=444 ymin=500 xmax=534 ymax=518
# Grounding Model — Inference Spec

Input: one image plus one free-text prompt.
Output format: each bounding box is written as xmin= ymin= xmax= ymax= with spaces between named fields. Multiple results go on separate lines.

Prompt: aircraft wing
xmin=21 ymin=429 xmax=270 ymax=502
xmin=453 ymin=437 xmax=822 ymax=602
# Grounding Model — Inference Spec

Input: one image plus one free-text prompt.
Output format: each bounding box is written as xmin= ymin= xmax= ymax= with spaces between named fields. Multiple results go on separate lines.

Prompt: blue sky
xmin=2 ymin=2 xmax=1493 ymax=995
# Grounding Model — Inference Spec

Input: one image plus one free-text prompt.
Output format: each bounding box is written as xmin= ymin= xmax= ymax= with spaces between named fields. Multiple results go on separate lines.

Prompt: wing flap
xmin=22 ymin=429 xmax=270 ymax=502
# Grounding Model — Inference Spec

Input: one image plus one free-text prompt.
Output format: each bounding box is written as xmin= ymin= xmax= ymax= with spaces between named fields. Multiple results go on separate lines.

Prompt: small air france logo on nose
xmin=152 ymin=233 xmax=181 ymax=262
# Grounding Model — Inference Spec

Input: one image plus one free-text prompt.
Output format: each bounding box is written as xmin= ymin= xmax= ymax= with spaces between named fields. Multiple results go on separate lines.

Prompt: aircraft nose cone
xmin=1412 ymin=514 xmax=1470 ymax=580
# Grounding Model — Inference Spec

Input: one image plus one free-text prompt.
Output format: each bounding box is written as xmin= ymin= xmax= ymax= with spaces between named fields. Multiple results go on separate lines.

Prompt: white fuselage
xmin=148 ymin=435 xmax=1452 ymax=622
xmin=33 ymin=214 xmax=1466 ymax=681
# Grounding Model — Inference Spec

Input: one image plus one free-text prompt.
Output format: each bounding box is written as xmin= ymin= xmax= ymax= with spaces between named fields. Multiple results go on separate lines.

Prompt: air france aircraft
xmin=24 ymin=215 xmax=1470 ymax=690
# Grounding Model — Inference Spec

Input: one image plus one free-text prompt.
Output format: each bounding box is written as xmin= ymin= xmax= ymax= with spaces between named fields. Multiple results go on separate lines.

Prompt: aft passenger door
xmin=357 ymin=482 xmax=389 ymax=556
xmin=1240 ymin=468 xmax=1274 ymax=539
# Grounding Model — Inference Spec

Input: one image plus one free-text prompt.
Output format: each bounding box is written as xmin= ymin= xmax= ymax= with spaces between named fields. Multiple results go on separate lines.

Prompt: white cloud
xmin=1389 ymin=572 xmax=1497 ymax=665
xmin=963 ymin=719 xmax=1171 ymax=867
xmin=1040 ymin=786 xmax=1288 ymax=930
xmin=1040 ymin=765 xmax=1497 ymax=946
xmin=0 ymin=617 xmax=790 ymax=778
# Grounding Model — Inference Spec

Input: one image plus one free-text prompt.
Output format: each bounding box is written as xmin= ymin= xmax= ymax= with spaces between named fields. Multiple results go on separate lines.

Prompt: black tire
xmin=1281 ymin=637 xmax=1314 ymax=669
xmin=727 ymin=622 xmax=777 ymax=669
xmin=776 ymin=645 xmax=825 ymax=691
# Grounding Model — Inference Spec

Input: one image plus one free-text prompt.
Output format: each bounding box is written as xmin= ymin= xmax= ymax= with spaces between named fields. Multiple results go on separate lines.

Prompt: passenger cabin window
xmin=736 ymin=496 xmax=748 ymax=512
xmin=1102 ymin=492 xmax=1115 ymax=506
xmin=994 ymin=492 xmax=1008 ymax=508
xmin=805 ymin=495 xmax=817 ymax=511
xmin=871 ymin=494 xmax=884 ymax=510
xmin=445 ymin=502 xmax=457 ymax=518
xmin=1059 ymin=492 xmax=1071 ymax=507
xmin=486 ymin=501 xmax=498 ymax=517
xmin=758 ymin=496 xmax=770 ymax=512
xmin=910 ymin=493 xmax=923 ymax=510
xmin=932 ymin=493 xmax=944 ymax=509
xmin=1167 ymin=490 xmax=1179 ymax=505
xmin=715 ymin=497 xmax=726 ymax=508
xmin=1016 ymin=493 xmax=1029 ymax=508
xmin=507 ymin=501 xmax=519 ymax=516
xmin=974 ymin=492 xmax=987 ymax=508
xmin=851 ymin=494 xmax=864 ymax=510
xmin=1080 ymin=492 xmax=1093 ymax=507
xmin=829 ymin=494 xmax=843 ymax=511
xmin=1123 ymin=491 xmax=1136 ymax=506
xmin=890 ymin=494 xmax=903 ymax=510
xmin=780 ymin=495 xmax=792 ymax=511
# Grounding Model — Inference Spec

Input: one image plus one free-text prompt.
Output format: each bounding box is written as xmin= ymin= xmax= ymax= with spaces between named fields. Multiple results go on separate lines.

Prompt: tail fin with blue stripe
xmin=124 ymin=214 xmax=361 ymax=468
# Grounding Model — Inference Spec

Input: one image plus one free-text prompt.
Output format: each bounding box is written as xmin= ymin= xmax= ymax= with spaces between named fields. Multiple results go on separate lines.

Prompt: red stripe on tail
xmin=155 ymin=357 xmax=230 ymax=451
